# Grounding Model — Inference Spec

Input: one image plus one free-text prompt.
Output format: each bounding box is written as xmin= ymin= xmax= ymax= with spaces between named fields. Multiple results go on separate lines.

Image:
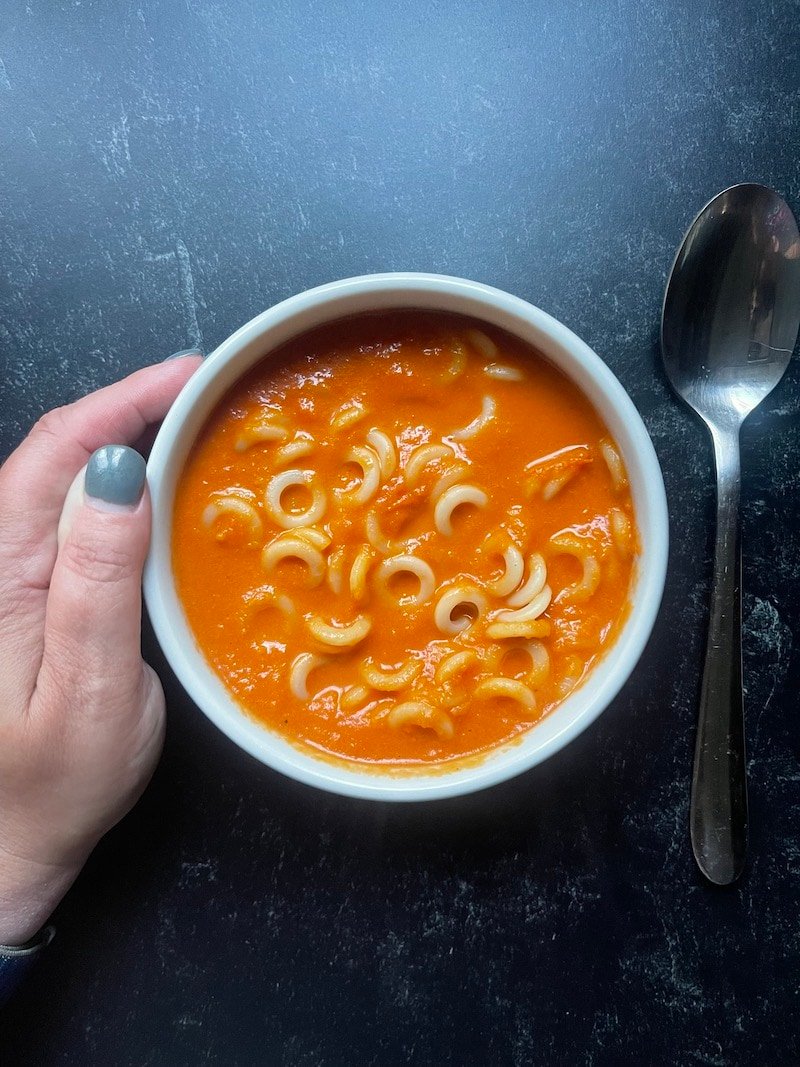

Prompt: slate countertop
xmin=2 ymin=2 xmax=800 ymax=1064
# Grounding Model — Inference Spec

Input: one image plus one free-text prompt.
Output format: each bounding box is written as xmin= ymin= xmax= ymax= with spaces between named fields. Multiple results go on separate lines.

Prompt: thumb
xmin=40 ymin=446 xmax=151 ymax=709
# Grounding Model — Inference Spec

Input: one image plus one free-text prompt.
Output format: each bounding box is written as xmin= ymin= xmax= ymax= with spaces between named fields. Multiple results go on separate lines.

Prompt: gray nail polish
xmin=165 ymin=348 xmax=204 ymax=361
xmin=85 ymin=446 xmax=146 ymax=507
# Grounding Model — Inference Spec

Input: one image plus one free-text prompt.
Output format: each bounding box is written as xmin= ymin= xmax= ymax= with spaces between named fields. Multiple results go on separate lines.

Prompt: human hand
xmin=0 ymin=355 xmax=202 ymax=946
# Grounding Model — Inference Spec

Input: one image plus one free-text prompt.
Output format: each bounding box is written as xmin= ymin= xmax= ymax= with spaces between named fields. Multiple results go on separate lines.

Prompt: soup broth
xmin=172 ymin=312 xmax=638 ymax=766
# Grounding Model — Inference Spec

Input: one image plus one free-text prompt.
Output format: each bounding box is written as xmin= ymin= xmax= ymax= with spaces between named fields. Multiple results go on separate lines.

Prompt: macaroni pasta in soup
xmin=173 ymin=312 xmax=638 ymax=767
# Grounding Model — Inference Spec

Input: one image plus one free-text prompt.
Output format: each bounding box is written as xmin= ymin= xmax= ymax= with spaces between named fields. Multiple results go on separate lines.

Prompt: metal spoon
xmin=661 ymin=183 xmax=800 ymax=885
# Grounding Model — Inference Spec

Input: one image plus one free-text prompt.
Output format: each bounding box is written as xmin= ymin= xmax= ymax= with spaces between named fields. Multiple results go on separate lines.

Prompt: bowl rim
xmin=144 ymin=272 xmax=668 ymax=801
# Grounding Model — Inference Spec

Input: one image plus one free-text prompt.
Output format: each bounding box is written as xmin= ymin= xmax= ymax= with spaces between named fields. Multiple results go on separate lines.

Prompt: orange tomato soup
xmin=172 ymin=312 xmax=637 ymax=767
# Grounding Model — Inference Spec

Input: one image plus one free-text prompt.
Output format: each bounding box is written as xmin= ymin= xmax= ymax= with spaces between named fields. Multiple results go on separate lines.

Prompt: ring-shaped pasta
xmin=524 ymin=444 xmax=593 ymax=498
xmin=349 ymin=544 xmax=375 ymax=603
xmin=291 ymin=526 xmax=332 ymax=550
xmin=265 ymin=469 xmax=327 ymax=529
xmin=359 ymin=657 xmax=422 ymax=691
xmin=610 ymin=507 xmax=633 ymax=558
xmin=523 ymin=641 xmax=550 ymax=689
xmin=506 ymin=553 xmax=547 ymax=608
xmin=434 ymin=584 xmax=488 ymax=634
xmin=465 ymin=328 xmax=497 ymax=360
xmin=486 ymin=543 xmax=525 ymax=598
xmin=261 ymin=536 xmax=326 ymax=587
xmin=434 ymin=649 xmax=478 ymax=710
xmin=340 ymin=684 xmax=372 ymax=712
xmin=496 ymin=584 xmax=552 ymax=623
xmin=403 ymin=443 xmax=454 ymax=486
xmin=203 ymin=495 xmax=263 ymax=545
xmin=434 ymin=649 xmax=478 ymax=687
xmin=326 ymin=545 xmax=346 ymax=594
xmin=486 ymin=619 xmax=551 ymax=640
xmin=542 ymin=470 xmax=579 ymax=500
xmin=451 ymin=395 xmax=496 ymax=441
xmin=550 ymin=532 xmax=601 ymax=603
xmin=483 ymin=363 xmax=523 ymax=382
xmin=306 ymin=613 xmax=372 ymax=650
xmin=441 ymin=339 xmax=466 ymax=381
xmin=334 ymin=445 xmax=381 ymax=506
xmin=474 ymin=677 xmax=535 ymax=710
xmin=365 ymin=509 xmax=396 ymax=554
xmin=560 ymin=556 xmax=601 ymax=603
xmin=490 ymin=641 xmax=550 ymax=689
xmin=274 ymin=433 xmax=316 ymax=468
xmin=434 ymin=484 xmax=488 ymax=536
xmin=430 ymin=461 xmax=470 ymax=503
xmin=600 ymin=439 xmax=627 ymax=491
xmin=558 ymin=654 xmax=585 ymax=697
xmin=375 ymin=554 xmax=436 ymax=606
xmin=331 ymin=400 xmax=367 ymax=433
xmin=241 ymin=583 xmax=296 ymax=619
xmin=289 ymin=652 xmax=329 ymax=700
xmin=387 ymin=701 xmax=454 ymax=740
xmin=366 ymin=428 xmax=397 ymax=480
xmin=234 ymin=412 xmax=289 ymax=452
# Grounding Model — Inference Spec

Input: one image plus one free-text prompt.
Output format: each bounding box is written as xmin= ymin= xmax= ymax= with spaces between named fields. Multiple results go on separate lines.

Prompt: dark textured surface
xmin=2 ymin=1 xmax=800 ymax=1064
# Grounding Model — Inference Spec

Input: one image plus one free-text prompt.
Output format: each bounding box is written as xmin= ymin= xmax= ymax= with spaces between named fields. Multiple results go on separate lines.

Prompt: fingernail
xmin=85 ymin=446 xmax=146 ymax=507
xmin=165 ymin=348 xmax=204 ymax=361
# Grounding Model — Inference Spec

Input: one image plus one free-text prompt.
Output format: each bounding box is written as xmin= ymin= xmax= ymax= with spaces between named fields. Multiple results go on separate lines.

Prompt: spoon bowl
xmin=661 ymin=183 xmax=800 ymax=885
xmin=663 ymin=183 xmax=800 ymax=430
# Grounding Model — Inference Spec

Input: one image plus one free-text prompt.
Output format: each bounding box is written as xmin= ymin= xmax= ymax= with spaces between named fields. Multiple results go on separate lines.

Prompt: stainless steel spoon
xmin=661 ymin=183 xmax=800 ymax=885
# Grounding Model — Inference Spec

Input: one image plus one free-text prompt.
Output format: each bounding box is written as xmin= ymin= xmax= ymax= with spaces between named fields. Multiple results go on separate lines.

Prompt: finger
xmin=0 ymin=354 xmax=201 ymax=592
xmin=0 ymin=462 xmax=87 ymax=713
xmin=0 ymin=355 xmax=201 ymax=679
xmin=57 ymin=466 xmax=86 ymax=550
xmin=36 ymin=445 xmax=152 ymax=719
xmin=0 ymin=463 xmax=91 ymax=710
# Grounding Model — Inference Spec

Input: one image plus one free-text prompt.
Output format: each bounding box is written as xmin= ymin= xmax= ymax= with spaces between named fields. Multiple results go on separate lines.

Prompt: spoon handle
xmin=690 ymin=425 xmax=747 ymax=885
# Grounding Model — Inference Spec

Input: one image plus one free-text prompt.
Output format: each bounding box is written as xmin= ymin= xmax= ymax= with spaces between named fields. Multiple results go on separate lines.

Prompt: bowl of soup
xmin=144 ymin=273 xmax=668 ymax=800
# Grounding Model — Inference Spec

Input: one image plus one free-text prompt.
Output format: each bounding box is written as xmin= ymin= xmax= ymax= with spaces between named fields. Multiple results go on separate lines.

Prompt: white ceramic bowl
xmin=144 ymin=273 xmax=668 ymax=801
